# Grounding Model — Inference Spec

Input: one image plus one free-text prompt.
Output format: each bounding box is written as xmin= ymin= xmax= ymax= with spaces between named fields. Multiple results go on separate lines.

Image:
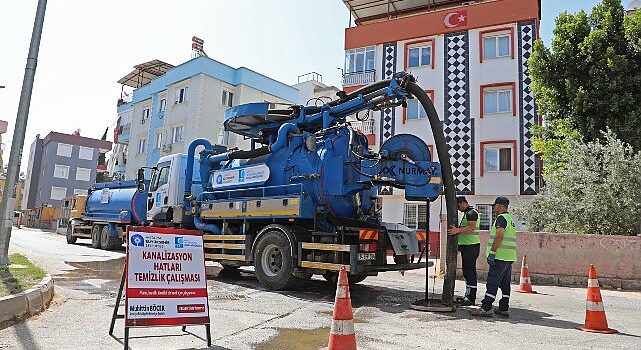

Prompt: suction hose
xmin=405 ymin=81 xmax=459 ymax=306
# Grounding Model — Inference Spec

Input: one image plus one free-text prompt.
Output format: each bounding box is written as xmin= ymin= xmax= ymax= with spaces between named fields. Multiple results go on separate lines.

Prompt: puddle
xmin=256 ymin=328 xmax=329 ymax=350
xmin=54 ymin=258 xmax=125 ymax=296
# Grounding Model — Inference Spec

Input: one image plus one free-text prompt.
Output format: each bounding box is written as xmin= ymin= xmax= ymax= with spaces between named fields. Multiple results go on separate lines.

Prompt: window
xmin=480 ymin=28 xmax=513 ymax=62
xmin=141 ymin=108 xmax=150 ymax=123
xmin=403 ymin=203 xmax=427 ymax=229
xmin=176 ymin=86 xmax=188 ymax=104
xmin=160 ymin=98 xmax=167 ymax=112
xmin=171 ymin=125 xmax=184 ymax=143
xmin=50 ymin=186 xmax=67 ymax=201
xmin=404 ymin=91 xmax=433 ymax=123
xmin=407 ymin=45 xmax=432 ymax=68
xmin=406 ymin=99 xmax=427 ymax=120
xmin=74 ymin=189 xmax=86 ymax=196
xmin=53 ymin=165 xmax=70 ymax=179
xmin=484 ymin=147 xmax=512 ymax=172
xmin=222 ymin=90 xmax=234 ymax=107
xmin=481 ymin=83 xmax=515 ymax=117
xmin=150 ymin=166 xmax=170 ymax=191
xmin=483 ymin=89 xmax=512 ymax=114
xmin=477 ymin=204 xmax=496 ymax=230
xmin=156 ymin=132 xmax=163 ymax=149
xmin=138 ymin=138 xmax=146 ymax=154
xmin=78 ymin=146 xmax=93 ymax=160
xmin=345 ymin=46 xmax=375 ymax=74
xmin=76 ymin=167 xmax=91 ymax=181
xmin=57 ymin=143 xmax=72 ymax=157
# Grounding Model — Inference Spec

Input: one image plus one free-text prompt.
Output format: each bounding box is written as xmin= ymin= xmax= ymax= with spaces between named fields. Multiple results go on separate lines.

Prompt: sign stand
xmin=109 ymin=227 xmax=212 ymax=349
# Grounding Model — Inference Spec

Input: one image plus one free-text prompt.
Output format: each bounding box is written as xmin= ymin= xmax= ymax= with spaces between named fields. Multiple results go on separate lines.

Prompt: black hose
xmin=329 ymin=79 xmax=392 ymax=107
xmin=405 ymin=81 xmax=459 ymax=306
xmin=227 ymin=146 xmax=270 ymax=160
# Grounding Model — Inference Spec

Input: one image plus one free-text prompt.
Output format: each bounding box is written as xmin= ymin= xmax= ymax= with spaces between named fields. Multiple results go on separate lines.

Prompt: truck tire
xmin=253 ymin=230 xmax=301 ymax=290
xmin=66 ymin=224 xmax=77 ymax=244
xmin=91 ymin=225 xmax=102 ymax=249
xmin=323 ymin=271 xmax=367 ymax=285
xmin=100 ymin=226 xmax=122 ymax=250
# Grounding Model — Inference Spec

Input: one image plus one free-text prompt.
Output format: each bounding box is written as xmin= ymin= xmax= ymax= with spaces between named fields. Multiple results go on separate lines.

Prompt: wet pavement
xmin=2 ymin=228 xmax=641 ymax=349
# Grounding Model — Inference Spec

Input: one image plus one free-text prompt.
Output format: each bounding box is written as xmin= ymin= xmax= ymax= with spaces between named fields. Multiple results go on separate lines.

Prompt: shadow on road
xmin=207 ymin=267 xmax=426 ymax=315
xmin=12 ymin=322 xmax=43 ymax=350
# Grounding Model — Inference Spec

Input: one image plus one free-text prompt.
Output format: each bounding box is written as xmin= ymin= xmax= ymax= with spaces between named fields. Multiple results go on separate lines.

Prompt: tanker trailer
xmin=144 ymin=73 xmax=444 ymax=290
xmin=67 ymin=179 xmax=148 ymax=250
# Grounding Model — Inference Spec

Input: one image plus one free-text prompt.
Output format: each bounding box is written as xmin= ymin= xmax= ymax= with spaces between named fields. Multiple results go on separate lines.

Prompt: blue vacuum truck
xmin=71 ymin=73 xmax=453 ymax=290
xmin=65 ymin=180 xmax=148 ymax=250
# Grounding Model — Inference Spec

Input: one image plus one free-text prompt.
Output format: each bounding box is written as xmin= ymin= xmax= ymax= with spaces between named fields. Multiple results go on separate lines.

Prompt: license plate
xmin=358 ymin=253 xmax=376 ymax=261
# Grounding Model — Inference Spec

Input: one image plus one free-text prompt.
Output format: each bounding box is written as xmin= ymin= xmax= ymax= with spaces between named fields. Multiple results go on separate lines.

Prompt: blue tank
xmin=83 ymin=180 xmax=148 ymax=224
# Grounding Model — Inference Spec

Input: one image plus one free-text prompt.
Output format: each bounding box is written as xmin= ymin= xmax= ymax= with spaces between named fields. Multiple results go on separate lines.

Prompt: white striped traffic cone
xmin=516 ymin=255 xmax=537 ymax=294
xmin=321 ymin=266 xmax=358 ymax=350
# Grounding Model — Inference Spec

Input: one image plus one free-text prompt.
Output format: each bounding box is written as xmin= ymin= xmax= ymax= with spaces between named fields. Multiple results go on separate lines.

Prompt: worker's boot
xmin=494 ymin=308 xmax=509 ymax=318
xmin=470 ymin=307 xmax=493 ymax=317
xmin=456 ymin=297 xmax=475 ymax=306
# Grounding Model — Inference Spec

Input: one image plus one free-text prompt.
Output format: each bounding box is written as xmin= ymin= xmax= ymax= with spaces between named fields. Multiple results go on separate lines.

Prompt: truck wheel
xmin=323 ymin=271 xmax=367 ymax=285
xmin=66 ymin=225 xmax=77 ymax=244
xmin=91 ymin=225 xmax=102 ymax=249
xmin=101 ymin=226 xmax=122 ymax=250
xmin=253 ymin=230 xmax=299 ymax=290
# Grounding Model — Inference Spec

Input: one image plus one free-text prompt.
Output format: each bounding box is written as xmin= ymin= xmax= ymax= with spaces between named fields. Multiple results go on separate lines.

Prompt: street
xmin=1 ymin=228 xmax=640 ymax=350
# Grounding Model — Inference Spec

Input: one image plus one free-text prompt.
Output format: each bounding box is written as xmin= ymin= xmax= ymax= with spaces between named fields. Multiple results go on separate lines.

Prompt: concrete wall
xmin=451 ymin=230 xmax=641 ymax=290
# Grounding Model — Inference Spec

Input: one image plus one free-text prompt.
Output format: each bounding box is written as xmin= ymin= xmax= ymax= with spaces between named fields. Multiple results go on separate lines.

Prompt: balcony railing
xmin=342 ymin=70 xmax=376 ymax=87
xmin=350 ymin=118 xmax=375 ymax=135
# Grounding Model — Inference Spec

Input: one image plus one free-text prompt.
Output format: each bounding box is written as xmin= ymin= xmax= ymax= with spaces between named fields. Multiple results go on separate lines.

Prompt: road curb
xmin=0 ymin=275 xmax=55 ymax=323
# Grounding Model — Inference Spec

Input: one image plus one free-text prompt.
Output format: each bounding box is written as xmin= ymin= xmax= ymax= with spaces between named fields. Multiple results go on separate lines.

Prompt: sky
xmin=0 ymin=0 xmax=617 ymax=171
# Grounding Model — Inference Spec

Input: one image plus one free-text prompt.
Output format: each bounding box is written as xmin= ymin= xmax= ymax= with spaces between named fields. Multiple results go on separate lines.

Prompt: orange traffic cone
xmin=516 ymin=255 xmax=537 ymax=294
xmin=577 ymin=265 xmax=618 ymax=334
xmin=321 ymin=266 xmax=358 ymax=350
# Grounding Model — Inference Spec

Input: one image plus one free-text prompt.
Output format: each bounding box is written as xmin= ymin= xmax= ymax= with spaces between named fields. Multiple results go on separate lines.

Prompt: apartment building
xmin=22 ymin=131 xmax=112 ymax=209
xmin=341 ymin=0 xmax=542 ymax=230
xmin=111 ymin=57 xmax=339 ymax=180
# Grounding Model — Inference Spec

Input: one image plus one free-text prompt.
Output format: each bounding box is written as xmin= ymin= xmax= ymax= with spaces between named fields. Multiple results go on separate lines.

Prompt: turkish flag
xmin=443 ymin=10 xmax=468 ymax=29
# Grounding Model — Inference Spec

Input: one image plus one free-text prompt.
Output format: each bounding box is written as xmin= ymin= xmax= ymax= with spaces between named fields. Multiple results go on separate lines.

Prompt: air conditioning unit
xmin=162 ymin=144 xmax=172 ymax=153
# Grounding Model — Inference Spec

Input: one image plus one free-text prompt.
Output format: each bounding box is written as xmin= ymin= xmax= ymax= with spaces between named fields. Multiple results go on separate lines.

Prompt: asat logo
xmin=175 ymin=237 xmax=184 ymax=248
xmin=444 ymin=10 xmax=467 ymax=28
xmin=130 ymin=234 xmax=145 ymax=247
xmin=216 ymin=174 xmax=223 ymax=184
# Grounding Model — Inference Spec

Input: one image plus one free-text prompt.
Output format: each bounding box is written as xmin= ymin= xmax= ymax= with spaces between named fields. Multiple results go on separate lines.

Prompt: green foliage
xmin=0 ymin=254 xmax=46 ymax=297
xmin=514 ymin=130 xmax=641 ymax=235
xmin=529 ymin=0 xmax=641 ymax=160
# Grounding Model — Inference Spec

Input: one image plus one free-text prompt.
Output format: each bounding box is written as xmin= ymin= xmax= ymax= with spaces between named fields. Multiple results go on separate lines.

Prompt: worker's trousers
xmin=458 ymin=243 xmax=479 ymax=301
xmin=481 ymin=259 xmax=513 ymax=312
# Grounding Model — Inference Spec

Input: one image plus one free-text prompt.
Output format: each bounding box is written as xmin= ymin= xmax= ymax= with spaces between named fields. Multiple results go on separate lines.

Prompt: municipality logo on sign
xmin=131 ymin=234 xmax=145 ymax=247
xmin=175 ymin=237 xmax=184 ymax=248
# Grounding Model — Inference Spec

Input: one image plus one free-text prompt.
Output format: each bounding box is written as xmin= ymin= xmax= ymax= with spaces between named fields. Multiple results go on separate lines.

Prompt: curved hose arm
xmin=405 ymin=82 xmax=459 ymax=305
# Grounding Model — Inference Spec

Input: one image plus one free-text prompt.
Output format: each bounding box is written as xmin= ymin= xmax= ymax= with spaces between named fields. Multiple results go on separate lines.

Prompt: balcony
xmin=342 ymin=70 xmax=375 ymax=87
xmin=114 ymin=123 xmax=131 ymax=144
xmin=350 ymin=118 xmax=376 ymax=145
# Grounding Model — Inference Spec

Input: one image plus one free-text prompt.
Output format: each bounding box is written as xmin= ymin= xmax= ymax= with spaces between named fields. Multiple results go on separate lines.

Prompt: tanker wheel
xmin=100 ymin=226 xmax=122 ymax=250
xmin=323 ymin=271 xmax=367 ymax=285
xmin=253 ymin=230 xmax=300 ymax=290
xmin=91 ymin=225 xmax=102 ymax=249
xmin=66 ymin=224 xmax=77 ymax=244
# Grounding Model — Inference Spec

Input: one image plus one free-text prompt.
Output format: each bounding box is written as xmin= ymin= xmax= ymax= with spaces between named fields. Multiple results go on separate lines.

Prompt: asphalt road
xmin=1 ymin=228 xmax=641 ymax=350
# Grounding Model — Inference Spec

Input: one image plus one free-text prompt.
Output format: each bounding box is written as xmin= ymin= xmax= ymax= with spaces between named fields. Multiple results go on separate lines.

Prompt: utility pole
xmin=0 ymin=0 xmax=47 ymax=266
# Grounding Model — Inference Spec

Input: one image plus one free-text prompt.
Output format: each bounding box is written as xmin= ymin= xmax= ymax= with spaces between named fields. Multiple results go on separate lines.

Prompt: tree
xmin=514 ymin=130 xmax=641 ymax=235
xmin=529 ymin=0 xmax=641 ymax=156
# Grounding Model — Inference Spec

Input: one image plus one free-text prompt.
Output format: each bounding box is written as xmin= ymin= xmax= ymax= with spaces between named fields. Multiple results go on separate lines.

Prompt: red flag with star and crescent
xmin=443 ymin=10 xmax=468 ymax=29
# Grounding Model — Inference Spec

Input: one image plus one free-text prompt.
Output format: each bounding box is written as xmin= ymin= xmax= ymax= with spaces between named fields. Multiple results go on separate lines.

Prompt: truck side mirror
xmin=137 ymin=168 xmax=145 ymax=192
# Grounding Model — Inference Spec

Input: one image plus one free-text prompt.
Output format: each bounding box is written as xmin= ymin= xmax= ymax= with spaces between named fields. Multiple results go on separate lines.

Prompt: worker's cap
xmin=493 ymin=196 xmax=510 ymax=206
xmin=456 ymin=196 xmax=467 ymax=204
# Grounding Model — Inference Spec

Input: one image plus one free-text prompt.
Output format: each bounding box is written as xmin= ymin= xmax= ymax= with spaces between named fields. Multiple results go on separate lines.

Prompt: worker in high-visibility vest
xmin=447 ymin=196 xmax=480 ymax=306
xmin=472 ymin=196 xmax=516 ymax=318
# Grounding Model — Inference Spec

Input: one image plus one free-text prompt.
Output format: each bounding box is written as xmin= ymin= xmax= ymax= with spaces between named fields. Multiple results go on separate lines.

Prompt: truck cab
xmin=147 ymin=153 xmax=201 ymax=225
